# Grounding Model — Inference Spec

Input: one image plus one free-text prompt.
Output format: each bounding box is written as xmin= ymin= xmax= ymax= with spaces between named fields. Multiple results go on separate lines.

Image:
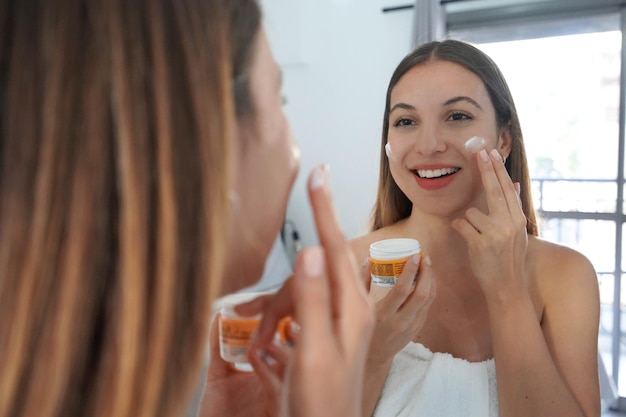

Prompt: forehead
xmin=390 ymin=60 xmax=491 ymax=108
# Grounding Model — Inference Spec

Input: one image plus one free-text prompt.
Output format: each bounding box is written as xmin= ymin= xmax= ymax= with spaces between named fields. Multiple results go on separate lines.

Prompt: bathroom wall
xmin=260 ymin=0 xmax=415 ymax=246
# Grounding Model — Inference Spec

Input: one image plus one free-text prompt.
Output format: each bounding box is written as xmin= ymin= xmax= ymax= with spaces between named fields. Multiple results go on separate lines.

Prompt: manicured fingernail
xmin=514 ymin=182 xmax=521 ymax=196
xmin=289 ymin=320 xmax=301 ymax=335
xmin=309 ymin=165 xmax=328 ymax=190
xmin=302 ymin=247 xmax=324 ymax=278
xmin=490 ymin=149 xmax=502 ymax=162
xmin=479 ymin=149 xmax=489 ymax=162
xmin=411 ymin=253 xmax=420 ymax=265
xmin=424 ymin=255 xmax=432 ymax=266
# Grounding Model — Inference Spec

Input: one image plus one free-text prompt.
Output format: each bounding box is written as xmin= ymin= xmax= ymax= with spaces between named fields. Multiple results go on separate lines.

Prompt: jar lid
xmin=213 ymin=290 xmax=274 ymax=318
xmin=369 ymin=238 xmax=420 ymax=260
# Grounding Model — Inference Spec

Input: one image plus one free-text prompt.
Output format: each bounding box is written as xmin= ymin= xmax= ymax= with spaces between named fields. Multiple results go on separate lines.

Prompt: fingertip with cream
xmin=309 ymin=164 xmax=328 ymax=190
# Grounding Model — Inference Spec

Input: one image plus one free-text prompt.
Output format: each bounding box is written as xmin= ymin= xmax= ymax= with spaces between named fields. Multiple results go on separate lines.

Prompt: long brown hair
xmin=0 ymin=0 xmax=260 ymax=416
xmin=371 ymin=39 xmax=538 ymax=236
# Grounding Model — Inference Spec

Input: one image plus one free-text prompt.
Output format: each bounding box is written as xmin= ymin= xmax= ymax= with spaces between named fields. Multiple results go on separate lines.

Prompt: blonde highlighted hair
xmin=0 ymin=0 xmax=260 ymax=416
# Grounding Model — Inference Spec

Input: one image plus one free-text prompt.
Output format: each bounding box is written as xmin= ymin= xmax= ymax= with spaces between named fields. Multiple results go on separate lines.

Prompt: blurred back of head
xmin=0 ymin=0 xmax=260 ymax=416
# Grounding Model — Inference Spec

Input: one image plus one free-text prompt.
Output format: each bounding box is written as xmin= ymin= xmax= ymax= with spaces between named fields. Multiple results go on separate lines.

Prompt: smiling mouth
xmin=414 ymin=167 xmax=460 ymax=179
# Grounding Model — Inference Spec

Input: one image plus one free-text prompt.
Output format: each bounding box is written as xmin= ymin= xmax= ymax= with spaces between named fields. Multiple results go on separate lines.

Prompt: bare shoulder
xmin=349 ymin=231 xmax=382 ymax=261
xmin=527 ymin=236 xmax=598 ymax=303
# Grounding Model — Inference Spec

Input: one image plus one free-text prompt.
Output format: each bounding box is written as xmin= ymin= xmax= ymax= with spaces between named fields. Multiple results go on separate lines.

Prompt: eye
xmin=448 ymin=112 xmax=472 ymax=122
xmin=392 ymin=118 xmax=415 ymax=127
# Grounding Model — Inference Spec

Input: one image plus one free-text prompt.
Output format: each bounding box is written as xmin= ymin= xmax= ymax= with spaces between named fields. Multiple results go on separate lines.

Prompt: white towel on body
xmin=373 ymin=342 xmax=499 ymax=417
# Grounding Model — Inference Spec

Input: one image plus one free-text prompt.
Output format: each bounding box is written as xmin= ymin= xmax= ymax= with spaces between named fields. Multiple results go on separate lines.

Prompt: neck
xmin=402 ymin=209 xmax=475 ymax=277
xmin=404 ymin=189 xmax=488 ymax=248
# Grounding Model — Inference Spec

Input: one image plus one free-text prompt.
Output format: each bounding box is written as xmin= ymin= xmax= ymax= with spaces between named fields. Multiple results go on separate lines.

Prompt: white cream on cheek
xmin=464 ymin=136 xmax=486 ymax=154
xmin=385 ymin=142 xmax=396 ymax=161
xmin=387 ymin=136 xmax=490 ymax=160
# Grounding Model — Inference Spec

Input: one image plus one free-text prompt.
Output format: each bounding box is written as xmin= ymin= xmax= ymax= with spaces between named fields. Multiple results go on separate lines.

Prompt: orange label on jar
xmin=369 ymin=254 xmax=421 ymax=287
xmin=220 ymin=316 xmax=292 ymax=345
xmin=369 ymin=256 xmax=410 ymax=276
xmin=219 ymin=314 xmax=295 ymax=370
xmin=220 ymin=317 xmax=260 ymax=348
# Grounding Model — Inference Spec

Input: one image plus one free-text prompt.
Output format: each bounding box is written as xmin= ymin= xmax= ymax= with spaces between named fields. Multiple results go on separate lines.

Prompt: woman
xmin=200 ymin=18 xmax=373 ymax=417
xmin=350 ymin=39 xmax=600 ymax=417
xmin=0 ymin=0 xmax=372 ymax=416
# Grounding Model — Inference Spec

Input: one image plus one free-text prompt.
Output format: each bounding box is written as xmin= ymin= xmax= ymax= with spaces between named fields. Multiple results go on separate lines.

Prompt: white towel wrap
xmin=373 ymin=342 xmax=499 ymax=417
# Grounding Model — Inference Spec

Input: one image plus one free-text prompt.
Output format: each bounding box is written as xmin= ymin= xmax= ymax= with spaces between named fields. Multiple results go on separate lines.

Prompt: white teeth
xmin=416 ymin=167 xmax=459 ymax=178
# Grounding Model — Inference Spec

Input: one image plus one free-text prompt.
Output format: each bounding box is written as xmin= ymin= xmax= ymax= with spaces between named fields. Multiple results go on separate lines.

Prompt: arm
xmin=361 ymin=355 xmax=394 ymax=417
xmin=488 ymin=249 xmax=600 ymax=417
xmin=452 ymin=149 xmax=600 ymax=417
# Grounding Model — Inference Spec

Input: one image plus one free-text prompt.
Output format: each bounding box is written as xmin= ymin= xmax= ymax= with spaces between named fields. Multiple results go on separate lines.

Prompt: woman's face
xmin=386 ymin=59 xmax=511 ymax=218
xmin=222 ymin=29 xmax=300 ymax=295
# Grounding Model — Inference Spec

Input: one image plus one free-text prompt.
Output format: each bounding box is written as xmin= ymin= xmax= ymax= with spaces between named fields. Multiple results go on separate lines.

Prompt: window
xmin=448 ymin=7 xmax=625 ymax=400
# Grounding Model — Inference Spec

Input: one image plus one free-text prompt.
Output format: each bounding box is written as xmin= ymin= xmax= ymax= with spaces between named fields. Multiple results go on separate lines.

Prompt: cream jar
xmin=217 ymin=291 xmax=290 ymax=372
xmin=369 ymin=238 xmax=421 ymax=301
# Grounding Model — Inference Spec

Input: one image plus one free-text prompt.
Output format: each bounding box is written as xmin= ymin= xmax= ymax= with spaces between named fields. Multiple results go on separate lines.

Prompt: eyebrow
xmin=443 ymin=96 xmax=483 ymax=111
xmin=390 ymin=96 xmax=484 ymax=114
xmin=389 ymin=102 xmax=416 ymax=113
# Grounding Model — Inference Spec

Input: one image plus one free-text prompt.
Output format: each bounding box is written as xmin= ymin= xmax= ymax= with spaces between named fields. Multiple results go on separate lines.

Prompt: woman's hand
xmin=197 ymin=312 xmax=290 ymax=417
xmin=451 ymin=149 xmax=528 ymax=301
xmin=452 ymin=150 xmax=600 ymax=417
xmin=247 ymin=165 xmax=375 ymax=417
xmin=367 ymin=255 xmax=436 ymax=365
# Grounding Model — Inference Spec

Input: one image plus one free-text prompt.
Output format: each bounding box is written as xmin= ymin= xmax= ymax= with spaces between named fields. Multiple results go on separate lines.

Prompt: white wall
xmin=260 ymin=0 xmax=415 ymax=247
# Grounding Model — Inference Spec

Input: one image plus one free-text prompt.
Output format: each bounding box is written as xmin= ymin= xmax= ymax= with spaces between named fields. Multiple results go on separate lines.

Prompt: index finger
xmin=488 ymin=149 xmax=524 ymax=216
xmin=308 ymin=165 xmax=365 ymax=296
xmin=290 ymin=246 xmax=335 ymax=349
xmin=477 ymin=149 xmax=509 ymax=215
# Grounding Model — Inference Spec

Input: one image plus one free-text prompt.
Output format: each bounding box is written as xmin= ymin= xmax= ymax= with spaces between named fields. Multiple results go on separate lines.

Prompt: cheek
xmin=236 ymin=118 xmax=299 ymax=243
xmin=386 ymin=136 xmax=413 ymax=164
xmin=388 ymin=159 xmax=412 ymax=198
xmin=463 ymin=158 xmax=488 ymax=201
xmin=386 ymin=136 xmax=416 ymax=190
xmin=262 ymin=113 xmax=299 ymax=183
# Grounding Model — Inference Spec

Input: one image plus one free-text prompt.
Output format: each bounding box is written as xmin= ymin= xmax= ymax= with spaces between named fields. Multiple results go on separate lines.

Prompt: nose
xmin=413 ymin=126 xmax=446 ymax=156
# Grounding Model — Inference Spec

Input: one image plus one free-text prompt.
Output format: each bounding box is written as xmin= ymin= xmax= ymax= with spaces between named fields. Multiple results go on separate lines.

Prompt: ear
xmin=497 ymin=123 xmax=512 ymax=161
